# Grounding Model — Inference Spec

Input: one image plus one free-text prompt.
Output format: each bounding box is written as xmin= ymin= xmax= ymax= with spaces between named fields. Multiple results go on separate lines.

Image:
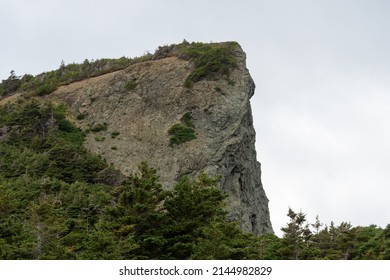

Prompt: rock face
xmin=47 ymin=42 xmax=273 ymax=235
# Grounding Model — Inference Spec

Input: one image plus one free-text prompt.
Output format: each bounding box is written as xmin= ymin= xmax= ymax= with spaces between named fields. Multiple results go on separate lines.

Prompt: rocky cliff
xmin=44 ymin=42 xmax=273 ymax=235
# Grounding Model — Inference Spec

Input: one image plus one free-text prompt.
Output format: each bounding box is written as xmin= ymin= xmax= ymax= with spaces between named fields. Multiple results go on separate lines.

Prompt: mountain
xmin=1 ymin=41 xmax=273 ymax=235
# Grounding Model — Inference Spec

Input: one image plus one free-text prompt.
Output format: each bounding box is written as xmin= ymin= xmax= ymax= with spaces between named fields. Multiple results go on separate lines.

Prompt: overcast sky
xmin=1 ymin=0 xmax=389 ymax=236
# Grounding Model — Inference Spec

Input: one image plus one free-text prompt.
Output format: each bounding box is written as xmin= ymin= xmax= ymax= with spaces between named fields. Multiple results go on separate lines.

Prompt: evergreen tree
xmin=98 ymin=162 xmax=167 ymax=259
xmin=280 ymin=208 xmax=311 ymax=259
xmin=0 ymin=70 xmax=21 ymax=96
xmin=161 ymin=173 xmax=226 ymax=259
xmin=163 ymin=172 xmax=256 ymax=259
xmin=382 ymin=225 xmax=390 ymax=259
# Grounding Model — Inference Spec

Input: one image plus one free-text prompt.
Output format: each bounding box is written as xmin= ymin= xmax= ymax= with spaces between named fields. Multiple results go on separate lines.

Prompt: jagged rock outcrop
xmin=46 ymin=42 xmax=273 ymax=235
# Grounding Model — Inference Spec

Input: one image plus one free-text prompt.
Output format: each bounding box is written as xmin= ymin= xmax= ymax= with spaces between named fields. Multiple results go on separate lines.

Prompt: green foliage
xmin=258 ymin=208 xmax=390 ymax=260
xmin=94 ymin=136 xmax=106 ymax=142
xmin=257 ymin=234 xmax=285 ymax=260
xmin=124 ymin=80 xmax=138 ymax=91
xmin=0 ymin=101 xmax=106 ymax=183
xmin=0 ymin=54 xmax=153 ymax=97
xmin=35 ymin=81 xmax=58 ymax=96
xmin=192 ymin=221 xmax=260 ymax=260
xmin=163 ymin=174 xmax=226 ymax=248
xmin=1 ymin=100 xmax=389 ymax=260
xmin=280 ymin=208 xmax=312 ymax=259
xmin=90 ymin=122 xmax=108 ymax=132
xmin=110 ymin=131 xmax=120 ymax=138
xmin=99 ymin=162 xmax=169 ymax=259
xmin=0 ymin=100 xmax=116 ymax=259
xmin=169 ymin=124 xmax=196 ymax=146
xmin=0 ymin=71 xmax=22 ymax=97
xmin=0 ymin=41 xmax=237 ymax=96
xmin=177 ymin=42 xmax=238 ymax=88
xmin=76 ymin=113 xmax=86 ymax=120
xmin=181 ymin=112 xmax=195 ymax=128
xmin=1 ymin=133 xmax=255 ymax=260
xmin=107 ymin=168 xmax=256 ymax=260
xmin=161 ymin=173 xmax=258 ymax=260
xmin=169 ymin=112 xmax=196 ymax=146
xmin=214 ymin=86 xmax=222 ymax=93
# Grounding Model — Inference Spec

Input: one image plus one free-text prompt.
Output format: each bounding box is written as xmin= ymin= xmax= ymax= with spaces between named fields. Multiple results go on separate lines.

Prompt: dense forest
xmin=0 ymin=100 xmax=389 ymax=259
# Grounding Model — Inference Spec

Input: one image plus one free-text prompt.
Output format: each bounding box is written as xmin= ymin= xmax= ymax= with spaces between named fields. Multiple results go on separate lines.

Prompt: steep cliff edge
xmin=41 ymin=42 xmax=273 ymax=235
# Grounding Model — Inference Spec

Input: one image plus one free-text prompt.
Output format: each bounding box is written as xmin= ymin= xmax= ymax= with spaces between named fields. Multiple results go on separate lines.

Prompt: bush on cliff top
xmin=177 ymin=41 xmax=238 ymax=88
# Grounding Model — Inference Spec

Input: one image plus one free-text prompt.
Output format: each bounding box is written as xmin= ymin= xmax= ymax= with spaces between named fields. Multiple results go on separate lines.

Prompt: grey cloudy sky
xmin=1 ymin=0 xmax=389 ymax=236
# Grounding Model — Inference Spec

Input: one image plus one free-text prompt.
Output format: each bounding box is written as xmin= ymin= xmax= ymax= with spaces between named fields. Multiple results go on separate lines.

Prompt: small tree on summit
xmin=0 ymin=70 xmax=21 ymax=96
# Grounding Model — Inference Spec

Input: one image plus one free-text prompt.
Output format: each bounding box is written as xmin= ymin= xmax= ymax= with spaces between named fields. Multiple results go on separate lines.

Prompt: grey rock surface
xmin=48 ymin=42 xmax=273 ymax=235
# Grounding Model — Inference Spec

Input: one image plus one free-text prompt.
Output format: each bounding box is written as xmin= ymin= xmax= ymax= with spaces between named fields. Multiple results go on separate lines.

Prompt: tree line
xmin=259 ymin=208 xmax=390 ymax=259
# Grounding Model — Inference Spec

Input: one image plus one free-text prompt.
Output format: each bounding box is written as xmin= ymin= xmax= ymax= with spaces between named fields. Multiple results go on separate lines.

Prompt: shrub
xmin=94 ymin=136 xmax=106 ymax=142
xmin=76 ymin=113 xmax=86 ymax=120
xmin=0 ymin=54 xmax=153 ymax=97
xmin=90 ymin=123 xmax=108 ymax=132
xmin=124 ymin=80 xmax=137 ymax=91
xmin=169 ymin=124 xmax=196 ymax=146
xmin=182 ymin=112 xmax=194 ymax=128
xmin=35 ymin=81 xmax=58 ymax=96
xmin=169 ymin=112 xmax=197 ymax=146
xmin=0 ymin=101 xmax=108 ymax=184
xmin=111 ymin=131 xmax=120 ymax=138
xmin=177 ymin=42 xmax=238 ymax=88
xmin=0 ymin=71 xmax=22 ymax=96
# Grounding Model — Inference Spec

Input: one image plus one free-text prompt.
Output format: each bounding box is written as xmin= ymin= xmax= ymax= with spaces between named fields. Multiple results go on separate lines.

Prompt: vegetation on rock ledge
xmin=177 ymin=41 xmax=238 ymax=88
xmin=0 ymin=55 xmax=152 ymax=98
xmin=0 ymin=41 xmax=239 ymax=99
xmin=169 ymin=112 xmax=197 ymax=146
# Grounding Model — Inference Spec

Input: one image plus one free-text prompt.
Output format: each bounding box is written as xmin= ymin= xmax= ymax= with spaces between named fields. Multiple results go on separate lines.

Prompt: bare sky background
xmin=1 ymin=0 xmax=389 ymax=236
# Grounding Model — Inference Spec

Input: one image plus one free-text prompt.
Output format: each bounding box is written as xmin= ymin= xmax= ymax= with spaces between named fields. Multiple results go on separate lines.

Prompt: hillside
xmin=0 ymin=41 xmax=273 ymax=234
xmin=0 ymin=41 xmax=272 ymax=259
xmin=1 ymin=41 xmax=389 ymax=260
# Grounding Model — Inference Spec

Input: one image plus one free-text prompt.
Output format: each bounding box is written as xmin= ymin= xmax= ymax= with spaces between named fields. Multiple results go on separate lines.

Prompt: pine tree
xmin=162 ymin=173 xmax=226 ymax=259
xmin=280 ymin=208 xmax=311 ymax=259
xmin=98 ymin=162 xmax=168 ymax=259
